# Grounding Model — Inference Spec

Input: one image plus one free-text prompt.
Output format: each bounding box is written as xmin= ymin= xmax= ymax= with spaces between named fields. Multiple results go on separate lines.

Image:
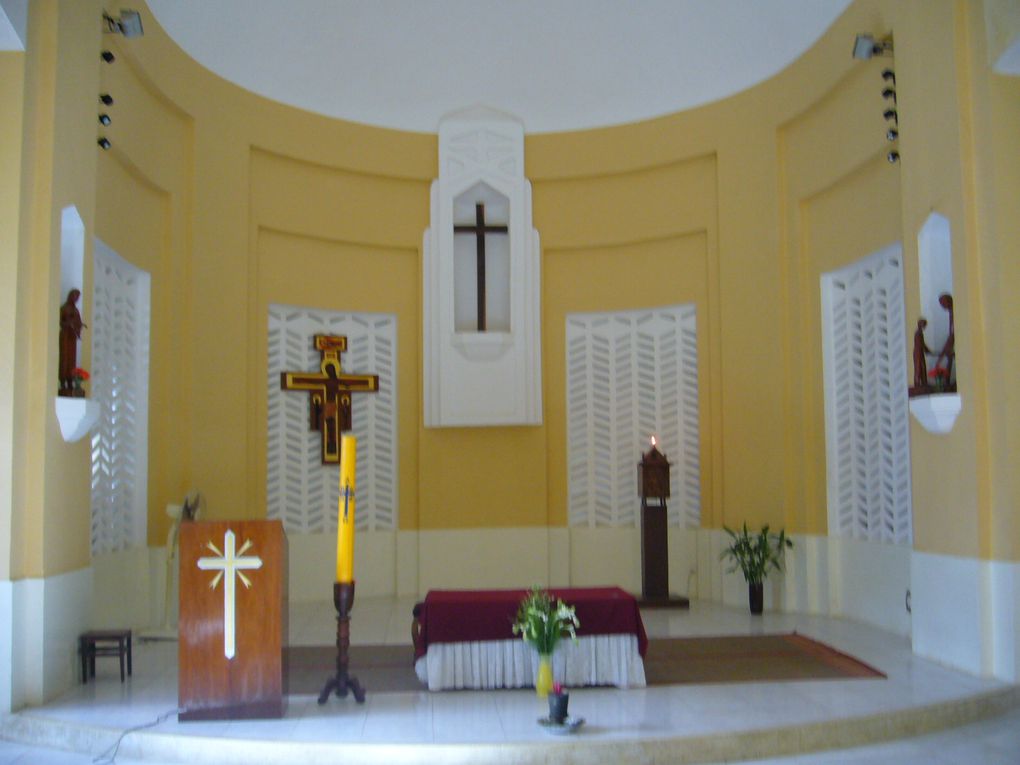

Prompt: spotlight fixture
xmin=852 ymin=33 xmax=894 ymax=60
xmin=886 ymin=128 xmax=899 ymax=141
xmin=887 ymin=150 xmax=900 ymax=163
xmin=882 ymin=69 xmax=896 ymax=83
xmin=103 ymin=9 xmax=144 ymax=38
xmin=98 ymin=137 xmax=111 ymax=150
xmin=100 ymin=93 xmax=114 ymax=106
xmin=882 ymin=87 xmax=897 ymax=102
xmin=101 ymin=50 xmax=115 ymax=63
xmin=883 ymin=108 xmax=898 ymax=123
xmin=99 ymin=114 xmax=111 ymax=126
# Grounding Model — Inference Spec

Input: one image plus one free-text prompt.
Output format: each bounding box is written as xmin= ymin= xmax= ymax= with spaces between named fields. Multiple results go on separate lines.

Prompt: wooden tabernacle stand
xmin=638 ymin=442 xmax=689 ymax=609
xmin=178 ymin=520 xmax=287 ymax=720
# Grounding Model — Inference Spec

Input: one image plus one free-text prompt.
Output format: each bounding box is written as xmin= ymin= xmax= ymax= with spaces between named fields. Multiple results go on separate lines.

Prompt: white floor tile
xmin=0 ymin=597 xmax=1015 ymax=764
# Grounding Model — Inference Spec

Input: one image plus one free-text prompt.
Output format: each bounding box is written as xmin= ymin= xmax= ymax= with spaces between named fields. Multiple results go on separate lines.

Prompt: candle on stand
xmin=336 ymin=434 xmax=357 ymax=583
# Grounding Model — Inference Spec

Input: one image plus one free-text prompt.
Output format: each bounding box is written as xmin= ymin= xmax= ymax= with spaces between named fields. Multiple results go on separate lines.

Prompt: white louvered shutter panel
xmin=90 ymin=241 xmax=151 ymax=556
xmin=566 ymin=305 xmax=700 ymax=528
xmin=821 ymin=246 xmax=912 ymax=545
xmin=267 ymin=305 xmax=397 ymax=533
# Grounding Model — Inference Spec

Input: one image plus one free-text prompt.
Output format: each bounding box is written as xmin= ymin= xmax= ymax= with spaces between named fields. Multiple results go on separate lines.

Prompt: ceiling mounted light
xmin=101 ymin=50 xmax=115 ymax=63
xmin=100 ymin=93 xmax=114 ymax=106
xmin=98 ymin=138 xmax=111 ymax=150
xmin=103 ymin=9 xmax=144 ymax=38
xmin=853 ymin=34 xmax=893 ymax=60
xmin=99 ymin=114 xmax=111 ymax=126
xmin=887 ymin=150 xmax=900 ymax=163
xmin=882 ymin=87 xmax=897 ymax=102
xmin=886 ymin=128 xmax=898 ymax=142
xmin=884 ymin=108 xmax=898 ymax=123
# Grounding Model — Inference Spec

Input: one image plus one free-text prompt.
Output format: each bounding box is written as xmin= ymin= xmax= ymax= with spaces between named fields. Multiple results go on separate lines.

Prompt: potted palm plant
xmin=720 ymin=523 xmax=793 ymax=614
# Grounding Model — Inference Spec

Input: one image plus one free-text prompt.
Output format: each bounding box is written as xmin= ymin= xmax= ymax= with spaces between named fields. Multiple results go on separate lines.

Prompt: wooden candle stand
xmin=318 ymin=581 xmax=366 ymax=704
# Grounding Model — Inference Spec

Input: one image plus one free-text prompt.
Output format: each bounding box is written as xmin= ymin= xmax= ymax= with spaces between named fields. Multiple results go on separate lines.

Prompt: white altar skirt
xmin=414 ymin=634 xmax=646 ymax=690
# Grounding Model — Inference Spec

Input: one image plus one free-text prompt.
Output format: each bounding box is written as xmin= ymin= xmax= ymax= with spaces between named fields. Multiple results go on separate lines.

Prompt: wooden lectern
xmin=638 ymin=443 xmax=689 ymax=609
xmin=178 ymin=520 xmax=287 ymax=720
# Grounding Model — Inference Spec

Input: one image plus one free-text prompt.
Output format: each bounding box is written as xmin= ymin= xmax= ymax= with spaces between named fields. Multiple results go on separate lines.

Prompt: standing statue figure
xmin=912 ymin=318 xmax=933 ymax=391
xmin=58 ymin=288 xmax=86 ymax=395
xmin=935 ymin=293 xmax=955 ymax=385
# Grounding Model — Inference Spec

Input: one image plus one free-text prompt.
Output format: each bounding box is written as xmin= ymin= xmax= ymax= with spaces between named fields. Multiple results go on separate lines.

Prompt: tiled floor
xmin=0 ymin=598 xmax=1017 ymax=764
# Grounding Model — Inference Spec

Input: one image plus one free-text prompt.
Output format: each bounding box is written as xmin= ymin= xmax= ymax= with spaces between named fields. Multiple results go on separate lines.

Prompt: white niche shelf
xmin=909 ymin=393 xmax=961 ymax=435
xmin=55 ymin=396 xmax=100 ymax=442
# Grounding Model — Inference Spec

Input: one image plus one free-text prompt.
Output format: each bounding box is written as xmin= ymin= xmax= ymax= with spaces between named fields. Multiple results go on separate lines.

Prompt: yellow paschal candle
xmin=336 ymin=434 xmax=357 ymax=583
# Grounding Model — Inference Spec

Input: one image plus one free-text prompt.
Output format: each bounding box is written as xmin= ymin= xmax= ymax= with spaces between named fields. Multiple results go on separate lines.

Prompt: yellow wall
xmin=11 ymin=0 xmax=1018 ymax=579
xmin=0 ymin=50 xmax=26 ymax=580
xmin=10 ymin=0 xmax=103 ymax=578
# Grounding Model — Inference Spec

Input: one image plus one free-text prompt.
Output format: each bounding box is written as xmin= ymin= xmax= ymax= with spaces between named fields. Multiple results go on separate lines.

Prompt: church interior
xmin=1 ymin=1 xmax=1019 ymax=762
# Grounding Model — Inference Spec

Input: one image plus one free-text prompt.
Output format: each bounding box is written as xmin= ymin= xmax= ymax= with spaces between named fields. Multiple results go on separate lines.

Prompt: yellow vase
xmin=535 ymin=654 xmax=553 ymax=697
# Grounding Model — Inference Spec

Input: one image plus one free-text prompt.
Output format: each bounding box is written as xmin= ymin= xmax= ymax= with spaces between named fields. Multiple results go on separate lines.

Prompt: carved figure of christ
xmin=280 ymin=335 xmax=379 ymax=464
xmin=197 ymin=530 xmax=262 ymax=660
xmin=454 ymin=203 xmax=508 ymax=331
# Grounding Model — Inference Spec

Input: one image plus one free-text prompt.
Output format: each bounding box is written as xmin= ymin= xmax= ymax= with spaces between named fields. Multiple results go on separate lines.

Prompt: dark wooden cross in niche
xmin=454 ymin=203 xmax=508 ymax=331
xmin=280 ymin=334 xmax=379 ymax=464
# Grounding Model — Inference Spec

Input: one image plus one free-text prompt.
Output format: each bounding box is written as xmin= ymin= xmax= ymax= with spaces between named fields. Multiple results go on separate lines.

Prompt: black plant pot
xmin=748 ymin=582 xmax=764 ymax=614
xmin=548 ymin=692 xmax=569 ymax=723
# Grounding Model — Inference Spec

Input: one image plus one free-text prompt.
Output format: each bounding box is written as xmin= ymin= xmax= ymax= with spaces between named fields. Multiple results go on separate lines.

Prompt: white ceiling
xmin=147 ymin=0 xmax=853 ymax=134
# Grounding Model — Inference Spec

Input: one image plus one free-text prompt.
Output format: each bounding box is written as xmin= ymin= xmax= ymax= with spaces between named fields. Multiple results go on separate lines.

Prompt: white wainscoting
xmin=569 ymin=527 xmax=641 ymax=591
xmin=696 ymin=530 xmax=911 ymax=635
xmin=0 ymin=579 xmax=12 ymax=713
xmin=9 ymin=568 xmax=92 ymax=709
xmin=91 ymin=546 xmax=161 ymax=631
xmin=831 ymin=536 xmax=912 ymax=637
xmin=417 ymin=528 xmax=554 ymax=592
xmin=989 ymin=560 xmax=1019 ymax=682
xmin=911 ymin=550 xmax=1020 ymax=681
xmin=287 ymin=531 xmax=409 ymax=601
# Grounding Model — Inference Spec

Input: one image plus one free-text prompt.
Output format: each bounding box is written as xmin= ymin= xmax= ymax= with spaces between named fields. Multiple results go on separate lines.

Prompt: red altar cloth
xmin=415 ymin=586 xmax=648 ymax=660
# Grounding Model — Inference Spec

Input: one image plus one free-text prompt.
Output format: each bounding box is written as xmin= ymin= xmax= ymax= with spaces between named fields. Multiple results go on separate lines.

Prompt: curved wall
xmin=74 ymin=0 xmax=1017 ymax=571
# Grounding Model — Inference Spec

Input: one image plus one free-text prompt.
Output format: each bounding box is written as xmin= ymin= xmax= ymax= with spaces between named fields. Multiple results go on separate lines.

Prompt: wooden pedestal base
xmin=318 ymin=581 xmax=366 ymax=704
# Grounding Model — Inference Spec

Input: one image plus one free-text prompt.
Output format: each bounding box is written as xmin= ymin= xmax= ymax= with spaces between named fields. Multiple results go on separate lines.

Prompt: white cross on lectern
xmin=197 ymin=530 xmax=263 ymax=659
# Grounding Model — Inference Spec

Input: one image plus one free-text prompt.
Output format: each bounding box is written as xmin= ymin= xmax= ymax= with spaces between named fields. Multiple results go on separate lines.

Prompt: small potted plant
xmin=512 ymin=587 xmax=579 ymax=697
xmin=720 ymin=523 xmax=793 ymax=614
xmin=548 ymin=682 xmax=569 ymax=723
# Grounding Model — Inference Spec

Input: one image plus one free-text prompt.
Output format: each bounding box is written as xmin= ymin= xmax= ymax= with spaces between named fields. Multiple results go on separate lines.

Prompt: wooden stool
xmin=79 ymin=629 xmax=132 ymax=683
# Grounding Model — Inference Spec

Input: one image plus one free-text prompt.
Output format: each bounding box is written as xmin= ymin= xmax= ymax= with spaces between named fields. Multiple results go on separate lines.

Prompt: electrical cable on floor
xmin=92 ymin=707 xmax=183 ymax=765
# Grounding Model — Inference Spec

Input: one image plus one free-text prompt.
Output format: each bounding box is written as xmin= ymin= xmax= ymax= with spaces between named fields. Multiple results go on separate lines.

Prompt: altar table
xmin=413 ymin=587 xmax=647 ymax=690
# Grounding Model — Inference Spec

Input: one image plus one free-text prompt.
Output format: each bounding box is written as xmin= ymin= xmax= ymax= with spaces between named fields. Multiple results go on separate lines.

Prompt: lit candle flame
xmin=650 ymin=436 xmax=657 ymax=447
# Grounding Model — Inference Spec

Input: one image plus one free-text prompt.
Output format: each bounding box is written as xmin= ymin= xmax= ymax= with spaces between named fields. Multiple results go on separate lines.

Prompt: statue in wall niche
xmin=935 ymin=293 xmax=955 ymax=388
xmin=912 ymin=318 xmax=934 ymax=392
xmin=58 ymin=288 xmax=86 ymax=396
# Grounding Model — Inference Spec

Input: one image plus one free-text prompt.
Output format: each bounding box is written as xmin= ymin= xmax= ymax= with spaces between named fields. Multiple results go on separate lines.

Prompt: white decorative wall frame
xmin=90 ymin=240 xmax=151 ymax=556
xmin=266 ymin=305 xmax=398 ymax=533
xmin=423 ymin=107 xmax=542 ymax=427
xmin=565 ymin=305 xmax=701 ymax=529
xmin=821 ymin=245 xmax=913 ymax=546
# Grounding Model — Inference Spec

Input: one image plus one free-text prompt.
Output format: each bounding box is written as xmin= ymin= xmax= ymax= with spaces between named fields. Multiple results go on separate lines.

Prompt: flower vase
xmin=535 ymin=654 xmax=553 ymax=697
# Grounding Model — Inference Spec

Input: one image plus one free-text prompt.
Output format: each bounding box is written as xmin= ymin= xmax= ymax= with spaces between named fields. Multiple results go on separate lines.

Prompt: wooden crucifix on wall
xmin=280 ymin=335 xmax=379 ymax=464
xmin=454 ymin=202 xmax=508 ymax=332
